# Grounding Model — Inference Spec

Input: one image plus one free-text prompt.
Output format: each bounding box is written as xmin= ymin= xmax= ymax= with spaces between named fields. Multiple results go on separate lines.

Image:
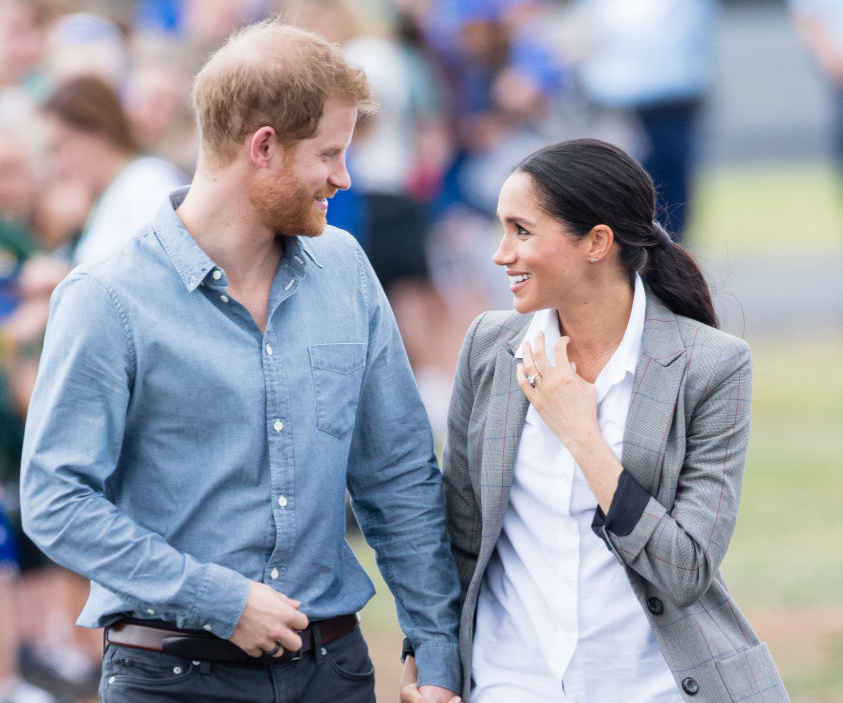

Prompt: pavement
xmin=704 ymin=253 xmax=843 ymax=338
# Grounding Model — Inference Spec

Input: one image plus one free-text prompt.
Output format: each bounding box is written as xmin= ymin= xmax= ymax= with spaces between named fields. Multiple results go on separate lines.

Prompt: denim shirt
xmin=21 ymin=188 xmax=461 ymax=691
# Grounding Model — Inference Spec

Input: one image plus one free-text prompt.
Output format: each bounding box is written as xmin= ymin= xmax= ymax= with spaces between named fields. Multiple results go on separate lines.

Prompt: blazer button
xmin=682 ymin=677 xmax=699 ymax=695
xmin=647 ymin=596 xmax=664 ymax=615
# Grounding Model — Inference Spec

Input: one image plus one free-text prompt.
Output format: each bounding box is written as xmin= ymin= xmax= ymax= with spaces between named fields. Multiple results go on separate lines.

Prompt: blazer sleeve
xmin=598 ymin=337 xmax=753 ymax=607
xmin=441 ymin=313 xmax=485 ymax=600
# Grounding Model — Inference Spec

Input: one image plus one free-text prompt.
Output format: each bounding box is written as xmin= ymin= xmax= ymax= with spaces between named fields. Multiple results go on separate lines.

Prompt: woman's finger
xmin=522 ymin=341 xmax=536 ymax=372
xmin=532 ymin=331 xmax=550 ymax=370
xmin=554 ymin=336 xmax=572 ymax=369
xmin=516 ymin=362 xmax=535 ymax=394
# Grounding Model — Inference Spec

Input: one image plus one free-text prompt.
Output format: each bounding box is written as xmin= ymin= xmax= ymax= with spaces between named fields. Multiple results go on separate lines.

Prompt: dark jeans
xmin=99 ymin=627 xmax=375 ymax=703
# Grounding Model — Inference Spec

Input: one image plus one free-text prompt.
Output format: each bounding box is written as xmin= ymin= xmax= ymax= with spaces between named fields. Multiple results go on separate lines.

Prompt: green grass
xmin=723 ymin=333 xmax=843 ymax=609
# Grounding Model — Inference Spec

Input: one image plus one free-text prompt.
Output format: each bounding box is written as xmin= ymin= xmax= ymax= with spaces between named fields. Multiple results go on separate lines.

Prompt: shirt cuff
xmin=592 ymin=470 xmax=650 ymax=538
xmin=413 ymin=641 xmax=462 ymax=694
xmin=400 ymin=637 xmax=414 ymax=663
xmin=183 ymin=562 xmax=251 ymax=638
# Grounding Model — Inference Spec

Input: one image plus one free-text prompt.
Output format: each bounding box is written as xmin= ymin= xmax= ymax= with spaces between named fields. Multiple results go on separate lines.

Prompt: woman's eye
xmin=516 ymin=225 xmax=530 ymax=236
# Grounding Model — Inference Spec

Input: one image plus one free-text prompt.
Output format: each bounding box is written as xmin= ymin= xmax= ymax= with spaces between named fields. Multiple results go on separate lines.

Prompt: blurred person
xmin=124 ymin=35 xmax=201 ymax=174
xmin=42 ymin=12 xmax=131 ymax=93
xmin=0 ymin=125 xmax=55 ymax=703
xmin=134 ymin=0 xmax=273 ymax=51
xmin=401 ymin=139 xmax=790 ymax=703
xmin=574 ymin=0 xmax=718 ymax=241
xmin=0 ymin=121 xmax=93 ymax=698
xmin=420 ymin=0 xmax=566 ymax=216
xmin=417 ymin=0 xmax=569 ymax=323
xmin=0 ymin=0 xmax=51 ymax=100
xmin=790 ymin=0 xmax=843 ymax=176
xmin=21 ymin=20 xmax=461 ymax=703
xmin=41 ymin=75 xmax=187 ymax=266
xmin=0 ymin=509 xmax=54 ymax=703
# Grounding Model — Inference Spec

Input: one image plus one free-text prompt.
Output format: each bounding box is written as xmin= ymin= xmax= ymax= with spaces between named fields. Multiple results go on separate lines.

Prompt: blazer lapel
xmin=622 ymin=295 xmax=686 ymax=494
xmin=480 ymin=344 xmax=529 ymax=537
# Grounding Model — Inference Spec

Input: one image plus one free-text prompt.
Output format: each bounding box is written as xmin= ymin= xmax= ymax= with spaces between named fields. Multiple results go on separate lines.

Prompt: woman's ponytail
xmin=642 ymin=222 xmax=718 ymax=328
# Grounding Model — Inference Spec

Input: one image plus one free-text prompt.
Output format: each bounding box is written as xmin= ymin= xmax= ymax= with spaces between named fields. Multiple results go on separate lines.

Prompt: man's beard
xmin=248 ymin=169 xmax=331 ymax=238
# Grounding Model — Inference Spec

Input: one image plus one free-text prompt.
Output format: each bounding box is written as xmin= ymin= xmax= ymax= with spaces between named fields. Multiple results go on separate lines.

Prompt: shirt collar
xmin=515 ymin=274 xmax=646 ymax=401
xmin=151 ymin=186 xmax=323 ymax=292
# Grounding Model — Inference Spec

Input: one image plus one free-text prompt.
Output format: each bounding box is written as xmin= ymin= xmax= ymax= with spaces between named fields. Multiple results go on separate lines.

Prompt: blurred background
xmin=0 ymin=0 xmax=841 ymax=702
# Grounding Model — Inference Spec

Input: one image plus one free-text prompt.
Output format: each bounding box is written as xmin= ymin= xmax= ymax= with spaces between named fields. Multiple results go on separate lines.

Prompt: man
xmin=20 ymin=21 xmax=461 ymax=703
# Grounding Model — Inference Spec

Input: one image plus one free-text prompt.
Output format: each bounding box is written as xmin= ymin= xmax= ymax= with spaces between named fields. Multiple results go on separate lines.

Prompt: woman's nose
xmin=492 ymin=234 xmax=514 ymax=266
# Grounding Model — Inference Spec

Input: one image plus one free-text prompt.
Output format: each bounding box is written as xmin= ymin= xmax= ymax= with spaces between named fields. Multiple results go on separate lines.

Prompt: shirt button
xmin=147 ymin=609 xmax=156 ymax=615
xmin=266 ymin=344 xmax=273 ymax=356
xmin=271 ymin=568 xmax=279 ymax=579
xmin=220 ymin=294 xmax=229 ymax=303
xmin=278 ymin=495 xmax=288 ymax=508
xmin=212 ymin=269 xmax=222 ymax=280
xmin=203 ymin=624 xmax=212 ymax=632
xmin=273 ymin=419 xmax=283 ymax=432
xmin=173 ymin=666 xmax=182 ymax=674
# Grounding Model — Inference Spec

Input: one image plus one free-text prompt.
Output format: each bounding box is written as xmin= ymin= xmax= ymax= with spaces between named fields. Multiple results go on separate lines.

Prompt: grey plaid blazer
xmin=441 ymin=292 xmax=789 ymax=702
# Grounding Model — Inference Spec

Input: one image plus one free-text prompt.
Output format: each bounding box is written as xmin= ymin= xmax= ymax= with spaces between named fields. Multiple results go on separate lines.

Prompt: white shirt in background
xmin=73 ymin=155 xmax=186 ymax=265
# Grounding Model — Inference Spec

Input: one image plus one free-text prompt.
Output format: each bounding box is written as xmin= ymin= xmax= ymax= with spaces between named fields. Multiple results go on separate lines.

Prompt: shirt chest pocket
xmin=308 ymin=343 xmax=367 ymax=440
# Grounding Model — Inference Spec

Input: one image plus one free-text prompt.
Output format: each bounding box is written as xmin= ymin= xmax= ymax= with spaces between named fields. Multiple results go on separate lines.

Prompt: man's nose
xmin=329 ymin=160 xmax=351 ymax=191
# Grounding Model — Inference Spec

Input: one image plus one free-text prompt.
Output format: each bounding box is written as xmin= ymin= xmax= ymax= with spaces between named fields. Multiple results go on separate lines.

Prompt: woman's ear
xmin=249 ymin=126 xmax=277 ymax=167
xmin=585 ymin=224 xmax=614 ymax=264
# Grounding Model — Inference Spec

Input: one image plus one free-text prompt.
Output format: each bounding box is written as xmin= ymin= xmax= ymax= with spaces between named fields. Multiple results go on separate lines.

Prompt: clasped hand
xmin=516 ymin=331 xmax=599 ymax=451
xmin=229 ymin=581 xmax=309 ymax=658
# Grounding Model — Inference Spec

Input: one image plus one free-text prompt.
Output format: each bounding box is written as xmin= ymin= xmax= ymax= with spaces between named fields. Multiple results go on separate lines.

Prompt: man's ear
xmin=249 ymin=126 xmax=277 ymax=167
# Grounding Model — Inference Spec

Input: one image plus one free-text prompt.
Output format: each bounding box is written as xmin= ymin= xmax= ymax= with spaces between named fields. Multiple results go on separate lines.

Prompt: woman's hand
xmin=517 ymin=331 xmax=599 ymax=451
xmin=399 ymin=656 xmax=462 ymax=703
xmin=516 ymin=331 xmax=622 ymax=512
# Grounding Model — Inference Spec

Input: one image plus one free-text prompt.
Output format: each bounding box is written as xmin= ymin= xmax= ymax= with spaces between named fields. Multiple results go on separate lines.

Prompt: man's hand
xmin=400 ymin=655 xmax=461 ymax=703
xmin=229 ymin=581 xmax=309 ymax=658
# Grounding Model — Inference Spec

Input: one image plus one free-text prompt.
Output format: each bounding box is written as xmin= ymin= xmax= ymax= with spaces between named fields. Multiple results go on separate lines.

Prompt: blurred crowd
xmin=0 ymin=0 xmax=839 ymax=701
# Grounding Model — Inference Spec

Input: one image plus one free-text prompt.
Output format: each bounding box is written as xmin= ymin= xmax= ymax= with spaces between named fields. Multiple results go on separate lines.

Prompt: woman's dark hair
xmin=42 ymin=76 xmax=137 ymax=153
xmin=515 ymin=138 xmax=718 ymax=328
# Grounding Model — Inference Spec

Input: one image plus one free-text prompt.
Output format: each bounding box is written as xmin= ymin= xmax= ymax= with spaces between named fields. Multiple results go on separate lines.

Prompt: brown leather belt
xmin=104 ymin=613 xmax=359 ymax=665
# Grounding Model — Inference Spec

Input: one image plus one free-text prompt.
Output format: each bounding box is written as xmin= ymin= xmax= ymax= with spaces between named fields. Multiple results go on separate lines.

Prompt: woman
xmin=403 ymin=139 xmax=788 ymax=703
xmin=40 ymin=75 xmax=186 ymax=266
